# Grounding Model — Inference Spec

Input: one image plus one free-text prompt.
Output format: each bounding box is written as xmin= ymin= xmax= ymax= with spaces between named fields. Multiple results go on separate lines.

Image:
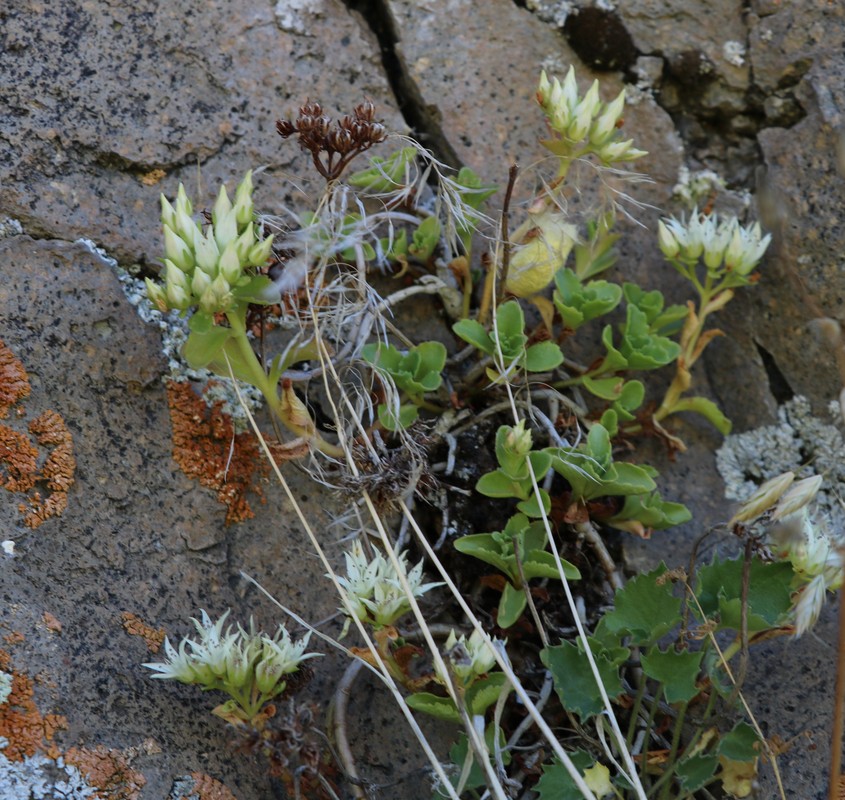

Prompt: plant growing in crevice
xmin=128 ymin=67 xmax=817 ymax=800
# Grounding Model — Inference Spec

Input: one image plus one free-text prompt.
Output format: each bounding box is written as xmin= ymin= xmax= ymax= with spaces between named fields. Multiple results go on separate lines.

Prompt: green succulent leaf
xmin=623 ymin=282 xmax=688 ymax=336
xmin=409 ymin=215 xmax=441 ymax=261
xmin=640 ymin=646 xmax=703 ymax=703
xmin=521 ymin=550 xmax=580 ymax=580
xmin=452 ymin=318 xmax=494 ymax=355
xmin=404 ymin=691 xmax=460 ymax=723
xmin=516 ymin=488 xmax=551 ymax=517
xmin=475 ymin=469 xmax=525 ymax=499
xmin=553 ymin=267 xmax=623 ymax=330
xmin=602 ymin=563 xmax=681 ymax=646
xmin=494 ymin=300 xmax=528 ymax=360
xmin=524 ymin=340 xmax=564 ymax=372
xmin=582 ymin=375 xmax=626 ymax=401
xmin=466 ymin=672 xmax=511 ymax=717
xmin=498 ymin=581 xmax=528 ymax=628
xmin=347 ymin=146 xmax=417 ymax=191
xmin=376 ymin=402 xmax=418 ymax=431
xmin=447 ymin=726 xmax=510 ymax=793
xmin=454 ymin=532 xmax=513 ymax=576
xmin=362 ymin=340 xmax=445 ymax=397
xmin=618 ymin=305 xmax=681 ymax=370
xmin=671 ymin=396 xmax=733 ymax=434
xmin=606 ymin=490 xmax=692 ymax=535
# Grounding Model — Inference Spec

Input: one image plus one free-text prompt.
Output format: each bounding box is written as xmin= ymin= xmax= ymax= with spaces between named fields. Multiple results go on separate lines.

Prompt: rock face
xmin=1 ymin=0 xmax=843 ymax=797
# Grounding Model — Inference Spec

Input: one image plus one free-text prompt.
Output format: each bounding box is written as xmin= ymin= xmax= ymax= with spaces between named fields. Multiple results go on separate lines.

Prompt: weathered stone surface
xmin=0 ymin=236 xmax=397 ymax=797
xmin=0 ymin=0 xmax=401 ymax=264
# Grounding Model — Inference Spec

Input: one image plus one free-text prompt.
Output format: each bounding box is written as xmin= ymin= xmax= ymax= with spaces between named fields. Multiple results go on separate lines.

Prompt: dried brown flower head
xmin=277 ymin=100 xmax=386 ymax=181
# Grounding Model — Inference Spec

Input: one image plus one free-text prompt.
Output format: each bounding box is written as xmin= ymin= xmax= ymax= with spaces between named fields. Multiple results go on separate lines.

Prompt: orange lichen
xmin=0 ymin=339 xmax=30 ymax=418
xmin=0 ymin=653 xmax=67 ymax=761
xmin=120 ymin=612 xmax=166 ymax=653
xmin=178 ymin=772 xmax=239 ymax=800
xmin=139 ymin=168 xmax=166 ymax=186
xmin=42 ymin=612 xmax=62 ymax=634
xmin=0 ymin=425 xmax=39 ymax=492
xmin=0 ymin=341 xmax=76 ymax=528
xmin=166 ymin=381 xmax=266 ymax=524
xmin=64 ymin=745 xmax=146 ymax=800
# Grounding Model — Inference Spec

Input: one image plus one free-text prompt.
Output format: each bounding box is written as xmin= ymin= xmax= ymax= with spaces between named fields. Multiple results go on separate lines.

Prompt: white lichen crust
xmin=0 ymin=744 xmax=97 ymax=799
xmin=716 ymin=396 xmax=845 ymax=528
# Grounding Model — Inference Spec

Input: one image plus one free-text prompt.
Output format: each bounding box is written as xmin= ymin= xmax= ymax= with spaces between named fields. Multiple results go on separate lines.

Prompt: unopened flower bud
xmin=233 ymin=171 xmax=254 ymax=227
xmin=164 ymin=225 xmax=195 ymax=272
xmin=194 ymin=230 xmax=220 ymax=275
xmin=248 ymin=234 xmax=274 ymax=266
xmin=212 ymin=184 xmax=233 ymax=228
xmin=175 ymin=184 xmax=193 ymax=217
xmin=590 ymin=90 xmax=625 ymax=146
xmin=166 ymin=281 xmax=190 ymax=310
xmin=174 ymin=205 xmax=199 ymax=248
xmin=145 ymin=278 xmax=168 ymax=312
xmin=191 ymin=268 xmax=213 ymax=298
xmin=214 ymin=209 xmax=238 ymax=251
xmin=234 ymin=223 xmax=255 ymax=263
xmin=218 ymin=241 xmax=242 ymax=285
xmin=225 ymin=650 xmax=250 ymax=688
xmin=657 ymin=220 xmax=680 ymax=259
xmin=165 ymin=259 xmax=190 ymax=293
xmin=254 ymin=659 xmax=284 ymax=696
xmin=160 ymin=194 xmax=177 ymax=230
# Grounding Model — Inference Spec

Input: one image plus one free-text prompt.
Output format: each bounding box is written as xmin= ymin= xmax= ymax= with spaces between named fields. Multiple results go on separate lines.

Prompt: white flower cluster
xmin=436 ymin=628 xmax=499 ymax=688
xmin=144 ymin=609 xmax=319 ymax=699
xmin=658 ymin=209 xmax=771 ymax=279
xmin=536 ymin=67 xmax=647 ymax=163
xmin=145 ymin=172 xmax=275 ymax=315
xmin=336 ymin=541 xmax=443 ymax=628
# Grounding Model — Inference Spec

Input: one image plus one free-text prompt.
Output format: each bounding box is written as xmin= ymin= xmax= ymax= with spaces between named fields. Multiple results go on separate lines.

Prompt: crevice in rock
xmin=755 ymin=340 xmax=794 ymax=404
xmin=515 ymin=0 xmax=809 ymax=191
xmin=343 ymin=0 xmax=463 ymax=169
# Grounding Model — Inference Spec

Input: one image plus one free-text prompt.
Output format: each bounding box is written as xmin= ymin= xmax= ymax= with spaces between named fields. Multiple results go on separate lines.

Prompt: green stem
xmin=626 ymin=674 xmax=649 ymax=750
xmin=225 ymin=311 xmax=344 ymax=457
xmin=652 ymin=699 xmax=689 ymax=800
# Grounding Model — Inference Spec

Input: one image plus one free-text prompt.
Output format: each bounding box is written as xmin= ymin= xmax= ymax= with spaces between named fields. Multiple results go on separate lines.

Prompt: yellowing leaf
xmin=718 ymin=755 xmax=758 ymax=798
xmin=583 ymin=762 xmax=613 ymax=796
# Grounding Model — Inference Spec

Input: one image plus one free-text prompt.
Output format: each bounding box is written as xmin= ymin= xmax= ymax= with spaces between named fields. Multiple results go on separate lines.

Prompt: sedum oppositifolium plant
xmin=138 ymin=68 xmax=837 ymax=800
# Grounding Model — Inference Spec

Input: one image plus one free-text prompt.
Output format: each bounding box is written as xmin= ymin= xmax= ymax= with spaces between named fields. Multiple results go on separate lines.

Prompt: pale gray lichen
xmin=672 ymin=166 xmax=726 ymax=207
xmin=716 ymin=396 xmax=845 ymax=529
xmin=168 ymin=775 xmax=199 ymax=800
xmin=0 ymin=746 xmax=97 ymax=799
xmin=525 ymin=0 xmax=574 ymax=27
xmin=75 ymin=238 xmax=264 ymax=430
xmin=274 ymin=0 xmax=324 ymax=35
xmin=0 ymin=218 xmax=23 ymax=239
xmin=0 ymin=672 xmax=11 ymax=705
xmin=722 ymin=40 xmax=746 ymax=68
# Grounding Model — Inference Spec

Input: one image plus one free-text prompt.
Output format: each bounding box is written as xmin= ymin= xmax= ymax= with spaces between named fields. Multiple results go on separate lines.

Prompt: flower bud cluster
xmin=145 ymin=171 xmax=274 ymax=315
xmin=335 ymin=541 xmax=443 ymax=629
xmin=143 ymin=609 xmax=319 ymax=706
xmin=536 ymin=68 xmax=647 ymax=163
xmin=435 ymin=628 xmax=499 ymax=688
xmin=658 ymin=209 xmax=771 ymax=280
xmin=277 ymin=100 xmax=387 ymax=181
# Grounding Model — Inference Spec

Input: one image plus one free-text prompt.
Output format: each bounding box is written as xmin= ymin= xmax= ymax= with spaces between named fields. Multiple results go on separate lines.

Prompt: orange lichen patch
xmin=139 ymin=168 xmax=166 ymax=186
xmin=64 ymin=745 xmax=146 ymax=800
xmin=178 ymin=772 xmax=240 ymax=800
xmin=42 ymin=612 xmax=62 ymax=634
xmin=0 ymin=656 xmax=67 ymax=761
xmin=166 ymin=380 xmax=267 ymax=524
xmin=0 ymin=339 xmax=30 ymax=418
xmin=4 ymin=631 xmax=25 ymax=647
xmin=120 ymin=612 xmax=166 ymax=653
xmin=0 ymin=425 xmax=39 ymax=492
xmin=17 ymin=409 xmax=76 ymax=528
